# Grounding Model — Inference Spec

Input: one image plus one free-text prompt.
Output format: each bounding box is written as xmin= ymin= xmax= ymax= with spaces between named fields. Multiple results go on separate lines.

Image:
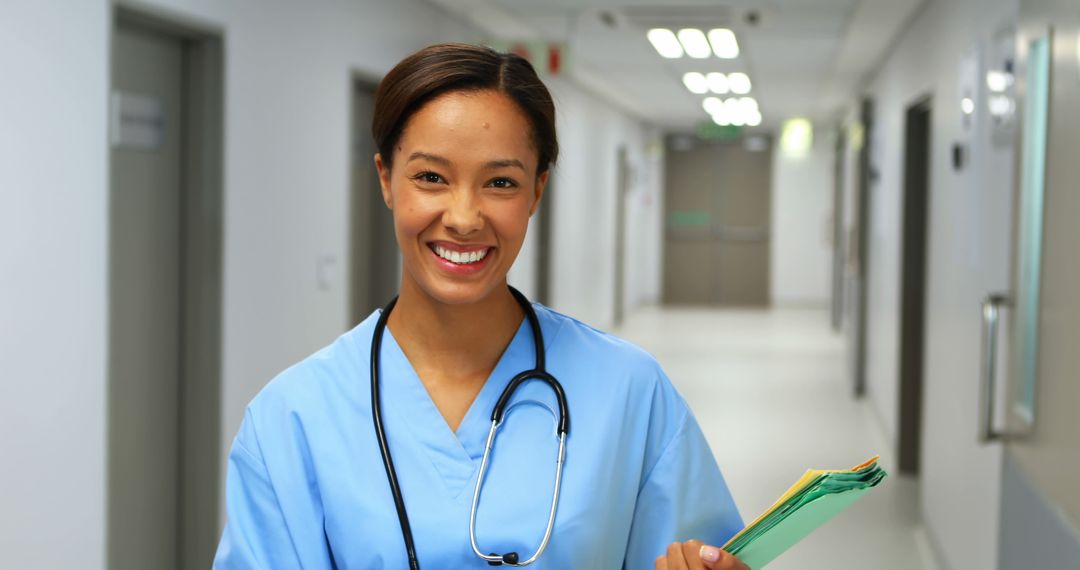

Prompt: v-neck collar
xmin=379 ymin=315 xmax=534 ymax=499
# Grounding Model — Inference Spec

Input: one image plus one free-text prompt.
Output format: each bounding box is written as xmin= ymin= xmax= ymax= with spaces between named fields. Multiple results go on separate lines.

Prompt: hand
xmin=654 ymin=540 xmax=750 ymax=570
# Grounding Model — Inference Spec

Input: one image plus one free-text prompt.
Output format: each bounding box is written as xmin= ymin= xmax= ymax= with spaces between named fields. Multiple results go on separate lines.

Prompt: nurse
xmin=214 ymin=43 xmax=748 ymax=570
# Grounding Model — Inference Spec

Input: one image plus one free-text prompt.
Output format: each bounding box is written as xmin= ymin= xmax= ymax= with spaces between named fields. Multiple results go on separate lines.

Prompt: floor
xmin=616 ymin=306 xmax=934 ymax=570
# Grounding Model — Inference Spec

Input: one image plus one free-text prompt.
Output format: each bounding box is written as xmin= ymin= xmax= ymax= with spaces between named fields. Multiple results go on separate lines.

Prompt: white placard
xmin=111 ymin=91 xmax=164 ymax=149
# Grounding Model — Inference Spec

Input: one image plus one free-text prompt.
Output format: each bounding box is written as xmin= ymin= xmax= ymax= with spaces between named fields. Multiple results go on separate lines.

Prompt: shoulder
xmin=535 ymin=303 xmax=685 ymax=422
xmin=244 ymin=311 xmax=378 ymax=427
xmin=533 ymin=303 xmax=664 ymax=378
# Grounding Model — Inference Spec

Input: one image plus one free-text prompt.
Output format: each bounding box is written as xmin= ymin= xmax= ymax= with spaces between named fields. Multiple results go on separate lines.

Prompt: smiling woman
xmin=214 ymin=43 xmax=747 ymax=570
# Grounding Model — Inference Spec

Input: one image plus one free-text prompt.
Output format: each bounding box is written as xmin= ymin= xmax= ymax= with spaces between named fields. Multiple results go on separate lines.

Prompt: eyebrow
xmin=406 ymin=151 xmax=526 ymax=172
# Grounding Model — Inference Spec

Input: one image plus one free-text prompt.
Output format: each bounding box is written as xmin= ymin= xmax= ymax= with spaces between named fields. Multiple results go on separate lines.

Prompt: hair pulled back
xmin=373 ymin=43 xmax=558 ymax=175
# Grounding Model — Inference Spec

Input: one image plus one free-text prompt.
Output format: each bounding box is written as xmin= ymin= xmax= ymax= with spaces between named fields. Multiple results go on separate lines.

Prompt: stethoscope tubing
xmin=369 ymin=296 xmax=421 ymax=570
xmin=370 ymin=286 xmax=569 ymax=568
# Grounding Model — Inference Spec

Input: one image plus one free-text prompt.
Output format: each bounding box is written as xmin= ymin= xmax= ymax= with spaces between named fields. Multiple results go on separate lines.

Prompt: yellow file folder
xmin=722 ymin=456 xmax=887 ymax=568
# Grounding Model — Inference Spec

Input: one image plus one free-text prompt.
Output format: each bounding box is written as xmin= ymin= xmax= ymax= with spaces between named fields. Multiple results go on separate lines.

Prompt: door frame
xmin=107 ymin=7 xmax=224 ymax=569
xmin=897 ymin=95 xmax=932 ymax=475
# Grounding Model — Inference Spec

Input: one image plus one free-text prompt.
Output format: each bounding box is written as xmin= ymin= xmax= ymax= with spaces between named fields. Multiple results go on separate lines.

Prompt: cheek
xmin=391 ymin=191 xmax=438 ymax=237
xmin=491 ymin=200 xmax=533 ymax=245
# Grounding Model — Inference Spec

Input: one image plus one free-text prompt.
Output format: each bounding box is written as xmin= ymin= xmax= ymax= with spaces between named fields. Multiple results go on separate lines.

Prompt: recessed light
xmin=647 ymin=28 xmax=684 ymax=58
xmin=986 ymin=70 xmax=1013 ymax=92
xmin=728 ymin=73 xmax=752 ymax=94
xmin=781 ymin=118 xmax=814 ymax=156
xmin=706 ymin=72 xmax=729 ymax=94
xmin=708 ymin=28 xmax=739 ymax=59
xmin=683 ymin=72 xmax=709 ymax=94
xmin=677 ymin=29 xmax=712 ymax=59
xmin=703 ymin=96 xmax=723 ymax=115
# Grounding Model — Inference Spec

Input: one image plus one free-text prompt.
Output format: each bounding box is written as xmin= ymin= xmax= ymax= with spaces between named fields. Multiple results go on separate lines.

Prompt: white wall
xmin=545 ymin=77 xmax=665 ymax=328
xmin=858 ymin=0 xmax=1019 ymax=567
xmin=0 ymin=2 xmax=662 ymax=567
xmin=770 ymin=132 xmax=835 ymax=306
xmin=0 ymin=2 xmax=110 ymax=567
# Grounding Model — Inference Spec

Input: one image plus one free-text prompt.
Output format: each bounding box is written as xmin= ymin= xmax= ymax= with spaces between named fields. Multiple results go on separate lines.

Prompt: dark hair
xmin=372 ymin=43 xmax=558 ymax=175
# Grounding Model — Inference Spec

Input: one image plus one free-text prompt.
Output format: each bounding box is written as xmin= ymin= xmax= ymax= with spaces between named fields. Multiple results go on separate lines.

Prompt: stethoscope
xmin=370 ymin=286 xmax=570 ymax=568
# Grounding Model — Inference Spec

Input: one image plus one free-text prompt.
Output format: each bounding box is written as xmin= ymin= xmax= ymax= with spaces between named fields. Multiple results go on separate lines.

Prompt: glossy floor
xmin=616 ymin=306 xmax=935 ymax=570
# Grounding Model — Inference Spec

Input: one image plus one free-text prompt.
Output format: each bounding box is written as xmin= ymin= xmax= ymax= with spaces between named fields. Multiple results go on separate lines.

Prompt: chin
xmin=418 ymin=278 xmax=504 ymax=306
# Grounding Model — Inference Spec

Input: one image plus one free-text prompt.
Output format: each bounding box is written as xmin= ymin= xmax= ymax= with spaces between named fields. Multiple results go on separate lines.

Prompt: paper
xmin=722 ymin=456 xmax=887 ymax=568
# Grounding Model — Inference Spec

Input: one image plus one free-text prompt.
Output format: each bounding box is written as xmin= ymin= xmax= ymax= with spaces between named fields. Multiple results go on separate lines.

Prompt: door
xmin=350 ymin=78 xmax=399 ymax=322
xmin=613 ymin=146 xmax=629 ymax=325
xmin=109 ymin=21 xmax=183 ymax=569
xmin=109 ymin=11 xmax=223 ymax=570
xmin=996 ymin=10 xmax=1080 ymax=566
xmin=663 ymin=138 xmax=771 ymax=305
xmin=898 ymin=99 xmax=930 ymax=475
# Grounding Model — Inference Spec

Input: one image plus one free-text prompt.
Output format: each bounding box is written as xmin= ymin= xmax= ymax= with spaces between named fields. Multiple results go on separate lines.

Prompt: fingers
xmin=667 ymin=541 xmax=689 ymax=567
xmin=656 ymin=541 xmax=749 ymax=570
xmin=681 ymin=540 xmax=707 ymax=570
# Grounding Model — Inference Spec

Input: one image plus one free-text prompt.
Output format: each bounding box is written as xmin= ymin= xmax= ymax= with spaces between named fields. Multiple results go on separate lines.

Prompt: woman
xmin=214 ymin=43 xmax=748 ymax=570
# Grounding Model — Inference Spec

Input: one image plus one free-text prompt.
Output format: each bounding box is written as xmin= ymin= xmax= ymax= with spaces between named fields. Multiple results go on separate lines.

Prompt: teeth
xmin=434 ymin=245 xmax=488 ymax=265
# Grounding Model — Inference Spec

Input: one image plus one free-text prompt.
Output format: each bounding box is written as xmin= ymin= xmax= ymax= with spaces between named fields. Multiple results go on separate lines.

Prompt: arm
xmin=624 ymin=409 xmax=744 ymax=568
xmin=213 ymin=412 xmax=304 ymax=570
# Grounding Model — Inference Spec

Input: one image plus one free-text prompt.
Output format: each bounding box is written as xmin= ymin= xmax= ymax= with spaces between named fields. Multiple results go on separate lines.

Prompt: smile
xmin=431 ymin=243 xmax=490 ymax=265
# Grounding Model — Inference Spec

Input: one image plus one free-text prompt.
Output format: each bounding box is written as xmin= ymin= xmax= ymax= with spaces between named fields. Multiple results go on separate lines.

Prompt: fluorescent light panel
xmin=708 ymin=28 xmax=739 ymax=59
xmin=709 ymin=97 xmax=761 ymax=127
xmin=677 ymin=28 xmax=712 ymax=58
xmin=706 ymin=72 xmax=729 ymax=94
xmin=683 ymin=72 xmax=709 ymax=94
xmin=647 ymin=28 xmax=684 ymax=58
xmin=728 ymin=72 xmax=751 ymax=94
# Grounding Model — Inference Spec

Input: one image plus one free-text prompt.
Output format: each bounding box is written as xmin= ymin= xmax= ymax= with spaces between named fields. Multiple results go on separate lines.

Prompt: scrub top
xmin=214 ymin=303 xmax=742 ymax=569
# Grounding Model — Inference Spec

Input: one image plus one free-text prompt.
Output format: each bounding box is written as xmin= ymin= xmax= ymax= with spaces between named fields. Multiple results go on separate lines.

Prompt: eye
xmin=412 ymin=171 xmax=446 ymax=185
xmin=488 ymin=177 xmax=519 ymax=189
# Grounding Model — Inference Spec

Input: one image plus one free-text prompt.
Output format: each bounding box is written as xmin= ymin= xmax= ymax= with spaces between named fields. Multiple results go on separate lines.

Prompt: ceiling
xmin=425 ymin=0 xmax=926 ymax=133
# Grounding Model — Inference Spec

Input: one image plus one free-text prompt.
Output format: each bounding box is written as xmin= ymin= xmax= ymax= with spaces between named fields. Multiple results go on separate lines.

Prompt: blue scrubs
xmin=214 ymin=303 xmax=742 ymax=568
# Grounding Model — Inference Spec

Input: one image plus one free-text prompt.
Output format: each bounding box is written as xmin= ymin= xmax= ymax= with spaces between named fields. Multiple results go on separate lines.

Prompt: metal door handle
xmin=978 ymin=293 xmax=1011 ymax=442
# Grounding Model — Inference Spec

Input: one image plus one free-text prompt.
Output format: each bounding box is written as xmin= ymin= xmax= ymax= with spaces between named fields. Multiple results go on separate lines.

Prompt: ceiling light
xmin=677 ymin=29 xmax=712 ymax=59
xmin=986 ymin=70 xmax=1013 ymax=92
xmin=988 ymin=94 xmax=1014 ymax=117
xmin=746 ymin=110 xmax=763 ymax=127
xmin=728 ymin=72 xmax=752 ymax=94
xmin=708 ymin=28 xmax=739 ymax=59
xmin=706 ymin=72 xmax=729 ymax=94
xmin=781 ymin=118 xmax=814 ymax=156
xmin=647 ymin=28 xmax=684 ymax=58
xmin=703 ymin=96 xmax=723 ymax=115
xmin=683 ymin=72 xmax=709 ymax=94
xmin=739 ymin=97 xmax=758 ymax=112
xmin=961 ymin=97 xmax=975 ymax=115
xmin=711 ymin=112 xmax=730 ymax=126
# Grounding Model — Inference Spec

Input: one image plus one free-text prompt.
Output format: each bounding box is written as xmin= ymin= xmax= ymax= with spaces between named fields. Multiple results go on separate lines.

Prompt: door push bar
xmin=978 ymin=294 xmax=1029 ymax=443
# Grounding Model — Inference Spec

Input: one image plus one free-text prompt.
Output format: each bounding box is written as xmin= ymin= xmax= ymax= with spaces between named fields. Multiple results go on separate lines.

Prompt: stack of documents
xmin=722 ymin=456 xmax=887 ymax=568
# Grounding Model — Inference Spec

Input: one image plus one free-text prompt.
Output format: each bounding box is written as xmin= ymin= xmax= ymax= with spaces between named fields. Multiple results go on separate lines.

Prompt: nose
xmin=443 ymin=188 xmax=483 ymax=236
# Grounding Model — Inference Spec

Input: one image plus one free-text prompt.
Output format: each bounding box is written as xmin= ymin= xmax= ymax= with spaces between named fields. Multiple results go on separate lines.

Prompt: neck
xmin=387 ymin=277 xmax=524 ymax=380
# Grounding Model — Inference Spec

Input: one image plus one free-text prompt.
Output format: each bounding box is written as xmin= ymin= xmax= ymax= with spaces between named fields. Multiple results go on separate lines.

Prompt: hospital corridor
xmin=3 ymin=0 xmax=1080 ymax=569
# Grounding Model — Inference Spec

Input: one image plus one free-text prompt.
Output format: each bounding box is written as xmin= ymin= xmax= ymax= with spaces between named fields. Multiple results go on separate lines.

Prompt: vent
xmin=621 ymin=5 xmax=735 ymax=31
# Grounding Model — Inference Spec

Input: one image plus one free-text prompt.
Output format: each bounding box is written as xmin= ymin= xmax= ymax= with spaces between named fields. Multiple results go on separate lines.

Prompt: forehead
xmin=396 ymin=90 xmax=537 ymax=168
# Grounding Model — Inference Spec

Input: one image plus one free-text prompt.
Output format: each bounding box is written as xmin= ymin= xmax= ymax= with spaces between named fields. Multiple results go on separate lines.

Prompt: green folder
xmin=722 ymin=456 xmax=888 ymax=568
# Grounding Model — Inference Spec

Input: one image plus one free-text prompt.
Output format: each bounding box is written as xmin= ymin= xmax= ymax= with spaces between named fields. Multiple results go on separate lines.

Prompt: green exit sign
xmin=696 ymin=121 xmax=742 ymax=140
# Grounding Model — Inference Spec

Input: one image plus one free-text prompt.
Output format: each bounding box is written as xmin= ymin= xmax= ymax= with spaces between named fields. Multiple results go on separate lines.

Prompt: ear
xmin=374 ymin=153 xmax=393 ymax=209
xmin=529 ymin=170 xmax=550 ymax=217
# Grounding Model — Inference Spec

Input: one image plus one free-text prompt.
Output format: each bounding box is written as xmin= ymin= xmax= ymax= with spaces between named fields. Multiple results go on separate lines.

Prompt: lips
xmin=431 ymin=243 xmax=490 ymax=265
xmin=427 ymin=241 xmax=494 ymax=275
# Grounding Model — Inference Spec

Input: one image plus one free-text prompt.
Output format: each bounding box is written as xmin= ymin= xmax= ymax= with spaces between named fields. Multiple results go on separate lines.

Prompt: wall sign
xmin=111 ymin=91 xmax=164 ymax=149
